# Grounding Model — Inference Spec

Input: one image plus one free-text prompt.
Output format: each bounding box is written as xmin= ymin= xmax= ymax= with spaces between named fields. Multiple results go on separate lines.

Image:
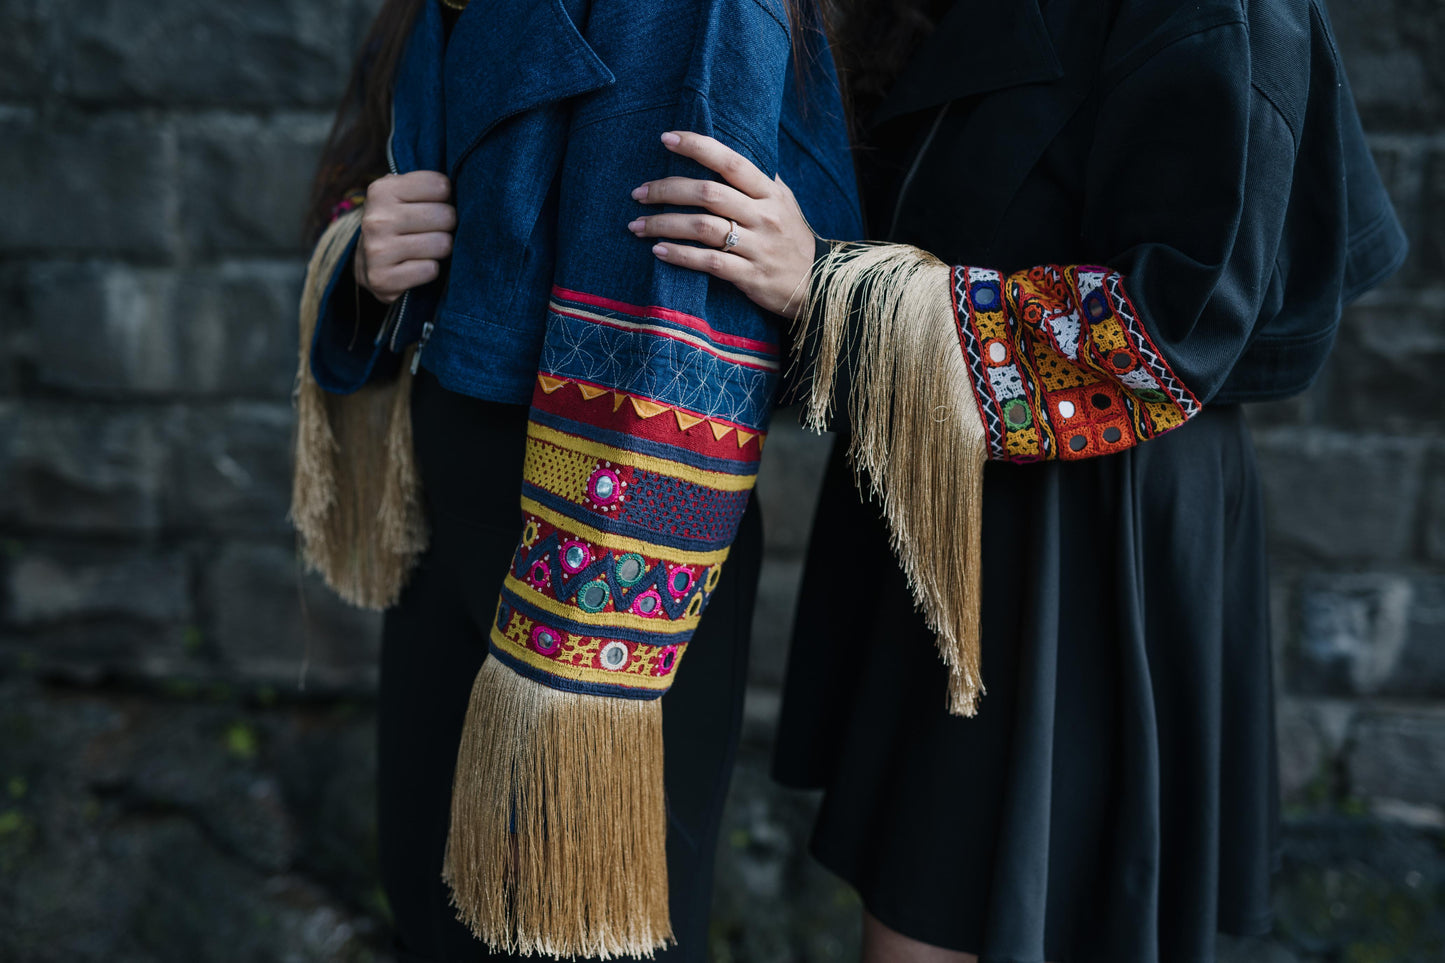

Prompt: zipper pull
xmin=410 ymin=319 xmax=435 ymax=375
xmin=375 ymin=298 xmax=401 ymax=346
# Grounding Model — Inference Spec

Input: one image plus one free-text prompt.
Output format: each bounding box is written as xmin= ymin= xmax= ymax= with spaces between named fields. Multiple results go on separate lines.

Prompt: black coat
xmin=857 ymin=0 xmax=1406 ymax=404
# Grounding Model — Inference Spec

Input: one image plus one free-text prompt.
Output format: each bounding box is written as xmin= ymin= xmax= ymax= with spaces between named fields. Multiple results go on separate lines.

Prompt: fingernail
xmin=627 ymin=219 xmax=644 ymax=233
xmin=660 ymin=132 xmax=681 ymax=147
xmin=652 ymin=244 xmax=669 ymax=257
xmin=631 ymin=185 xmax=648 ymax=201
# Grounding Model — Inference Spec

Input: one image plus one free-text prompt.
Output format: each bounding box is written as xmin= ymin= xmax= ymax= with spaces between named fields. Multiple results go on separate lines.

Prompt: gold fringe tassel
xmin=444 ymin=657 xmax=672 ymax=959
xmin=290 ymin=207 xmax=428 ymax=610
xmin=792 ymin=242 xmax=989 ymax=716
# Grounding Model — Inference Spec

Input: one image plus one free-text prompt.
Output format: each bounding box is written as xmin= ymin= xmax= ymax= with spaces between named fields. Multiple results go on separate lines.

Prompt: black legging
xmin=377 ymin=368 xmax=761 ymax=962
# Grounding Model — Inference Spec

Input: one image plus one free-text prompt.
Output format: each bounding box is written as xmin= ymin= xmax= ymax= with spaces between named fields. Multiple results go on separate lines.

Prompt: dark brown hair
xmin=303 ymin=0 xmax=424 ymax=242
xmin=303 ymin=0 xmax=944 ymax=239
xmin=820 ymin=0 xmax=953 ymax=127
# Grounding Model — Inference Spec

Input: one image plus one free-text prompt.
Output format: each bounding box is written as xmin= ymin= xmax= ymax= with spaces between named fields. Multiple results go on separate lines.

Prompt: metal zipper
xmin=410 ymin=319 xmax=434 ymax=375
xmin=888 ymin=102 xmax=951 ymax=240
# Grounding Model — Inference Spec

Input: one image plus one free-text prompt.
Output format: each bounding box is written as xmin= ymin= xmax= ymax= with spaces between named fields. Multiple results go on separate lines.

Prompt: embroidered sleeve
xmin=489 ymin=286 xmax=776 ymax=697
xmin=952 ymin=264 xmax=1201 ymax=462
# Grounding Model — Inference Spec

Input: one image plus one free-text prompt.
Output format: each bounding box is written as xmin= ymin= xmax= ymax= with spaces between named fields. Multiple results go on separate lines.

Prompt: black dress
xmin=772 ymin=0 xmax=1403 ymax=960
xmin=775 ymin=406 xmax=1278 ymax=962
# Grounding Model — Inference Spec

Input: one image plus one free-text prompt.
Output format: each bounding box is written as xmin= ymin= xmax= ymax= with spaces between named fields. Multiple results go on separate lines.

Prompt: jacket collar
xmin=443 ymin=0 xmax=614 ymax=175
xmin=869 ymin=0 xmax=1063 ymax=129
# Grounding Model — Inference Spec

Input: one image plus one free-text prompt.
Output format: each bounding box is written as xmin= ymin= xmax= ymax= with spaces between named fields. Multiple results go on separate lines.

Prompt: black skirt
xmin=774 ymin=403 xmax=1279 ymax=963
xmin=377 ymin=369 xmax=762 ymax=963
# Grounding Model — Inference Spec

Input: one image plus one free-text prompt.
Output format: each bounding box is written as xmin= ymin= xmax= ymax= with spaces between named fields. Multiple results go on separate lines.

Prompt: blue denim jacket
xmin=309 ymin=0 xmax=862 ymax=402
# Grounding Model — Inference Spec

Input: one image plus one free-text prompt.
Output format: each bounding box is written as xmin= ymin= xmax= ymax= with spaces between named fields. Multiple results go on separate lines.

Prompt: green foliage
xmin=223 ymin=721 xmax=259 ymax=762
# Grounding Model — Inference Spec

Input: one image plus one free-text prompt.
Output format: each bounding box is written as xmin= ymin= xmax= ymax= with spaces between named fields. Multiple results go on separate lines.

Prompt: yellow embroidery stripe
xmin=490 ymin=625 xmax=675 ymax=691
xmin=527 ymin=422 xmax=758 ymax=492
xmin=503 ymin=573 xmax=700 ymax=635
xmin=521 ymin=496 xmax=734 ymax=567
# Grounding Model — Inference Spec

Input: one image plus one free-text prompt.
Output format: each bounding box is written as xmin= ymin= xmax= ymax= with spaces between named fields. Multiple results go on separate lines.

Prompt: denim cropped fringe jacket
xmin=290 ymin=0 xmax=1405 ymax=959
xmin=292 ymin=1 xmax=863 ymax=959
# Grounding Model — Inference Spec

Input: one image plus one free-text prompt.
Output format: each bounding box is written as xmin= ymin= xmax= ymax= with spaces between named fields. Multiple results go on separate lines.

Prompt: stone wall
xmin=0 ymin=1 xmax=1441 ymax=961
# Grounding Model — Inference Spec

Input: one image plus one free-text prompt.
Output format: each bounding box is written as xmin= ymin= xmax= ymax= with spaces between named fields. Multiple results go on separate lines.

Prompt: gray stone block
xmin=0 ymin=678 xmax=386 ymax=961
xmin=1326 ymin=0 xmax=1445 ymax=130
xmin=1292 ymin=572 xmax=1414 ymax=695
xmin=166 ymin=403 xmax=296 ymax=535
xmin=0 ymin=403 xmax=17 ymax=525
xmin=5 ymin=543 xmax=190 ymax=627
xmin=1253 ymin=429 xmax=1426 ymax=562
xmin=1427 ymin=453 xmax=1445 ymax=563
xmin=1346 ymin=707 xmax=1445 ymax=807
xmin=272 ymin=715 xmax=382 ymax=909
xmin=1363 ymin=136 xmax=1423 ymax=291
xmin=1391 ymin=576 xmax=1445 ymax=697
xmin=0 ymin=264 xmax=28 ymax=395
xmin=0 ymin=110 xmax=176 ymax=257
xmin=755 ymin=413 xmax=834 ymax=557
xmin=1319 ymin=291 xmax=1445 ymax=434
xmin=1294 ymin=569 xmax=1445 ymax=696
xmin=203 ymin=541 xmax=380 ymax=692
xmin=4 ymin=403 xmax=174 ymax=533
xmin=1273 ymin=815 xmax=1445 ymax=961
xmin=0 ymin=0 xmax=53 ymax=100
xmin=0 ymin=620 xmax=200 ymax=684
xmin=28 ymin=261 xmax=302 ymax=398
xmin=1277 ymin=698 xmax=1329 ymax=803
xmin=1417 ymin=143 xmax=1445 ymax=286
xmin=62 ymin=0 xmax=378 ymax=107
xmin=1291 ymin=573 xmax=1445 ymax=698
xmin=1244 ymin=390 xmax=1317 ymax=430
xmin=179 ymin=113 xmax=332 ymax=256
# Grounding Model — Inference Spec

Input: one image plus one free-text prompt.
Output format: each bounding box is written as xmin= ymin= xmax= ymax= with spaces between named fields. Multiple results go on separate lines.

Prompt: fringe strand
xmin=444 ymin=657 xmax=673 ymax=959
xmin=792 ymin=242 xmax=989 ymax=716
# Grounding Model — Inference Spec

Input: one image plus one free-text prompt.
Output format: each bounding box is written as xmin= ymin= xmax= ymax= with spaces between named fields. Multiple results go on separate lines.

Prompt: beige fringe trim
xmin=444 ymin=657 xmax=672 ymax=959
xmin=290 ymin=207 xmax=427 ymax=610
xmin=792 ymin=242 xmax=988 ymax=716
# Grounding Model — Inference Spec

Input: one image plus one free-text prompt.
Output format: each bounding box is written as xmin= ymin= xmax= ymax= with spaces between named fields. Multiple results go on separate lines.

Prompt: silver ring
xmin=721 ymin=219 xmax=739 ymax=252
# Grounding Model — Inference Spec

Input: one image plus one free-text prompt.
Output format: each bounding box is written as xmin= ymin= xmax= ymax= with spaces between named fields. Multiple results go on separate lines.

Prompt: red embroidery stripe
xmin=531 ymin=378 xmax=765 ymax=463
xmin=550 ymin=285 xmax=778 ymax=355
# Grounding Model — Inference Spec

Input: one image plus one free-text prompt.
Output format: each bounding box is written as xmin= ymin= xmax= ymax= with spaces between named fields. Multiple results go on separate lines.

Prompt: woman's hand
xmin=628 ymin=132 xmax=817 ymax=319
xmin=355 ymin=171 xmax=457 ymax=304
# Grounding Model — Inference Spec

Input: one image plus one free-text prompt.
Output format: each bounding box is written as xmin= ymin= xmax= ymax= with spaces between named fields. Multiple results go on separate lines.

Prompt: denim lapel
xmin=443 ymin=0 xmax=615 ymax=177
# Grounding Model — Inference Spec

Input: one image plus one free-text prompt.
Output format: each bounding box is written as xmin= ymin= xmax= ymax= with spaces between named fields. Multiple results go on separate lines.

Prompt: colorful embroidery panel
xmin=489 ymin=287 xmax=776 ymax=699
xmin=951 ymin=265 xmax=1201 ymax=462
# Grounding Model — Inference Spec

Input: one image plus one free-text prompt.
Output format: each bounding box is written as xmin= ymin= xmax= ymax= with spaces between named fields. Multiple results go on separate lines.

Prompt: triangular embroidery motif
xmin=709 ymin=422 xmax=733 ymax=442
xmin=630 ymin=397 xmax=670 ymax=419
xmin=735 ymin=430 xmax=756 ymax=448
xmin=538 ymin=375 xmax=569 ymax=394
xmin=674 ymin=410 xmax=705 ymax=431
xmin=577 ymin=383 xmax=609 ymax=401
xmin=612 ymin=392 xmax=627 ymax=412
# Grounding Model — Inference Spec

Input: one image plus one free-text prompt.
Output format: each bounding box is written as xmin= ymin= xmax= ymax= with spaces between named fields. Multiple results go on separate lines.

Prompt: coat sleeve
xmin=303 ymin=192 xmax=399 ymax=394
xmin=948 ymin=19 xmax=1295 ymax=461
xmin=477 ymin=11 xmax=791 ymax=699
